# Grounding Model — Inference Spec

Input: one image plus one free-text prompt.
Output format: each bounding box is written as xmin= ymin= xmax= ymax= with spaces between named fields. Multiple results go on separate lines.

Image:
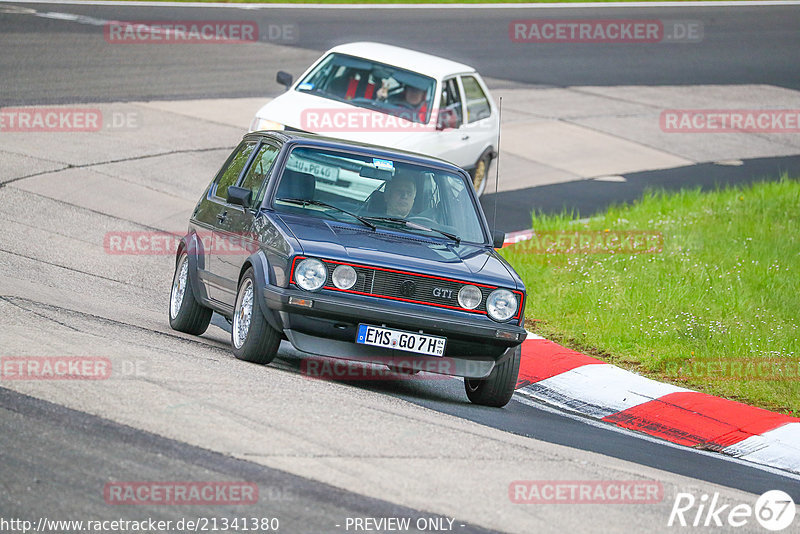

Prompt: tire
xmin=470 ymin=151 xmax=492 ymax=197
xmin=231 ymin=268 xmax=280 ymax=365
xmin=464 ymin=344 xmax=521 ymax=407
xmin=169 ymin=252 xmax=212 ymax=335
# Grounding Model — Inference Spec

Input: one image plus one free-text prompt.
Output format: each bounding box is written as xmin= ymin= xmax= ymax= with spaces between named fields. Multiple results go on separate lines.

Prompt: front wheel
xmin=231 ymin=268 xmax=280 ymax=365
xmin=470 ymin=152 xmax=492 ymax=197
xmin=169 ymin=252 xmax=212 ymax=335
xmin=464 ymin=345 xmax=521 ymax=407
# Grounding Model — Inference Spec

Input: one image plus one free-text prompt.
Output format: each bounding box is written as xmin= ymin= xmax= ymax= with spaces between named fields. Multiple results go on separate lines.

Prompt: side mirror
xmin=492 ymin=230 xmax=506 ymax=249
xmin=276 ymin=71 xmax=293 ymax=91
xmin=227 ymin=186 xmax=252 ymax=209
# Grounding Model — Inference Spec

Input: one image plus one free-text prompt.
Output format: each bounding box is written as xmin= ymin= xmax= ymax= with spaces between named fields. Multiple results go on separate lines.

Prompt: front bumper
xmin=262 ymin=285 xmax=526 ymax=378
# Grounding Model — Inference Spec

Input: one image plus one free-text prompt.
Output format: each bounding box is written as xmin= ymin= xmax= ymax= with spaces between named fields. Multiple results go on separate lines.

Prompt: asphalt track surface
xmin=4 ymin=1 xmax=800 ymax=230
xmin=1 ymin=2 xmax=799 ymax=106
xmin=0 ymin=387 xmax=493 ymax=533
xmin=481 ymin=154 xmax=800 ymax=231
xmin=2 ymin=2 xmax=800 ymax=532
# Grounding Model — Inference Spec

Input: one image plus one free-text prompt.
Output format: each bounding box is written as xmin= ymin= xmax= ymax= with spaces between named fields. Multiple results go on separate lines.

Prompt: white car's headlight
xmin=486 ymin=289 xmax=517 ymax=322
xmin=294 ymin=258 xmax=327 ymax=291
xmin=458 ymin=285 xmax=482 ymax=310
xmin=332 ymin=264 xmax=357 ymax=290
xmin=250 ymin=117 xmax=285 ymax=132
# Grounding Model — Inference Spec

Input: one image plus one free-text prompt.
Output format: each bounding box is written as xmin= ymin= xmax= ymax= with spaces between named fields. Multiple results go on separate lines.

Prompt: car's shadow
xmin=210 ymin=313 xmax=471 ymax=406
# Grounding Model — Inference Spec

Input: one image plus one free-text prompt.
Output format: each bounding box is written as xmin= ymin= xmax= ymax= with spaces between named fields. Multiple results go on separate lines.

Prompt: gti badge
xmin=432 ymin=287 xmax=453 ymax=299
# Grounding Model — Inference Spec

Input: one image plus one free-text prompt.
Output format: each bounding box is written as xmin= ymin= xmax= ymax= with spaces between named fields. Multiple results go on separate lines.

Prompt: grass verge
xmin=501 ymin=177 xmax=800 ymax=415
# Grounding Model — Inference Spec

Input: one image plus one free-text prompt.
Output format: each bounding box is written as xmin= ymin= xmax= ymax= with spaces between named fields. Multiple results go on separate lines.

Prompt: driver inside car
xmin=384 ymin=174 xmax=417 ymax=218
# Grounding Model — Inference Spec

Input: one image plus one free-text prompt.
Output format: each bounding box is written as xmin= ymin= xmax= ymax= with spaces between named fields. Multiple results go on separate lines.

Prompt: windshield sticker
xmin=372 ymin=158 xmax=394 ymax=171
xmin=298 ymin=83 xmax=314 ymax=91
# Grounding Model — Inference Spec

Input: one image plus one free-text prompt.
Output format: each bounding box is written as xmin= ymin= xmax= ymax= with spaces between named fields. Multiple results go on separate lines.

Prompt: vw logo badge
xmin=400 ymin=280 xmax=416 ymax=297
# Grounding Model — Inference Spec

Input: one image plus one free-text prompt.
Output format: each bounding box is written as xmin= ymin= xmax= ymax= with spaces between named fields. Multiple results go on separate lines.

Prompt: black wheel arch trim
xmin=178 ymin=233 xmax=210 ymax=305
xmin=241 ymin=251 xmax=284 ymax=333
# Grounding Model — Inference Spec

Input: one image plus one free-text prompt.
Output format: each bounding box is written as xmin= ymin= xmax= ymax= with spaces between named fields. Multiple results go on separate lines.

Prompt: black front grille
xmin=322 ymin=260 xmax=489 ymax=313
xmin=324 ymin=262 xmax=374 ymax=294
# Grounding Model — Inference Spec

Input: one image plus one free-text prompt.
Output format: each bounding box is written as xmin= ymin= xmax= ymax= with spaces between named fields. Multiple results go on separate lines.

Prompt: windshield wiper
xmin=276 ymin=198 xmax=376 ymax=231
xmin=364 ymin=216 xmax=460 ymax=243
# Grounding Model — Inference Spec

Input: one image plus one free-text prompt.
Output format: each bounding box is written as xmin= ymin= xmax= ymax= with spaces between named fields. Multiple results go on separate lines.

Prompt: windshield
xmin=273 ymin=146 xmax=486 ymax=244
xmin=295 ymin=53 xmax=436 ymax=125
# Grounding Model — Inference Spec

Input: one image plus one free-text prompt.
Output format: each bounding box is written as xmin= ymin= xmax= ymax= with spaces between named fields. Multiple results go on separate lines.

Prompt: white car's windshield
xmin=295 ymin=53 xmax=436 ymax=125
xmin=274 ymin=146 xmax=486 ymax=244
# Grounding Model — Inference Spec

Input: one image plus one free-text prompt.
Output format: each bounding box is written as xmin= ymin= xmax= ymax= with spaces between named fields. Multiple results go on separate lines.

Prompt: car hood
xmin=278 ymin=213 xmax=518 ymax=288
xmin=253 ymin=91 xmax=435 ymax=150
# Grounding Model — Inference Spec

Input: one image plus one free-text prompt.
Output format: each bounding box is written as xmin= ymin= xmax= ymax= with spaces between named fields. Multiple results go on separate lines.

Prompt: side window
xmin=439 ymin=78 xmax=463 ymax=128
xmin=460 ymin=76 xmax=491 ymax=124
xmin=241 ymin=144 xmax=279 ymax=206
xmin=214 ymin=141 xmax=256 ymax=201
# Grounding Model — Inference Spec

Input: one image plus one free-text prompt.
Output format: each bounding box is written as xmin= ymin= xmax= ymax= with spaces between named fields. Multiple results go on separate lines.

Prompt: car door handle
xmin=461 ymin=135 xmax=470 ymax=141
xmin=217 ymin=211 xmax=228 ymax=223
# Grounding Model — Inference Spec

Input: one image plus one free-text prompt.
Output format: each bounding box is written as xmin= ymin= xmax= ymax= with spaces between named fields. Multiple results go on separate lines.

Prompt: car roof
xmin=247 ymin=130 xmax=464 ymax=171
xmin=327 ymin=42 xmax=476 ymax=79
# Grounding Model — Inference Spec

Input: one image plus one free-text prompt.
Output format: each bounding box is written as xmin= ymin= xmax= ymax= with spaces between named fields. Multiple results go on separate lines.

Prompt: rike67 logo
xmin=668 ymin=490 xmax=796 ymax=531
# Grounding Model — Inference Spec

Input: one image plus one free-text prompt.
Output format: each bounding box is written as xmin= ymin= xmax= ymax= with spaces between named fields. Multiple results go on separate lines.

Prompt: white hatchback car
xmin=250 ymin=42 xmax=499 ymax=196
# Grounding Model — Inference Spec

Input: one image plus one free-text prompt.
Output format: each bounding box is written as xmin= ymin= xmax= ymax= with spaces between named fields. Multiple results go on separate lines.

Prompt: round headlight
xmin=294 ymin=258 xmax=327 ymax=291
xmin=486 ymin=289 xmax=518 ymax=322
xmin=458 ymin=285 xmax=482 ymax=310
xmin=332 ymin=264 xmax=357 ymax=290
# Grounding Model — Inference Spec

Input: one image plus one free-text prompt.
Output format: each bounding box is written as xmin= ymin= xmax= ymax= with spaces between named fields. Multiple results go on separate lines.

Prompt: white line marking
xmin=723 ymin=423 xmax=800 ymax=474
xmin=520 ymin=363 xmax=692 ymax=417
xmin=524 ymin=330 xmax=544 ymax=340
xmin=35 ymin=11 xmax=109 ymax=25
xmin=593 ymin=175 xmax=628 ymax=182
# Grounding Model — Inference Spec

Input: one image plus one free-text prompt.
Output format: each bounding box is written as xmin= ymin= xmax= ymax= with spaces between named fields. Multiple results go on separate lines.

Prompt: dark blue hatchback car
xmin=169 ymin=131 xmax=526 ymax=406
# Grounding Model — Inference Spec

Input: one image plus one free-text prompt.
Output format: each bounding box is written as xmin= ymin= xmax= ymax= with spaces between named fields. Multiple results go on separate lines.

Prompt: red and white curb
xmin=513 ymin=332 xmax=800 ymax=475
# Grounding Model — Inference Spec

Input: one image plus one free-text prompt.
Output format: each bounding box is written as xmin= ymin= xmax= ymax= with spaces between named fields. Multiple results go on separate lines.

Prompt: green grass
xmin=501 ymin=178 xmax=800 ymax=415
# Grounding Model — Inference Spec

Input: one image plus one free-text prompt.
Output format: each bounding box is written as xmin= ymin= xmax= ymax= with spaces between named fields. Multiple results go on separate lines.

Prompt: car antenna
xmin=491 ymin=97 xmax=502 ymax=238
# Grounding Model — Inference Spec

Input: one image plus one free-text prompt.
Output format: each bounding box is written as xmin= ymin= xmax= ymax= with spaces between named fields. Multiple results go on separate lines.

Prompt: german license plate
xmin=356 ymin=324 xmax=446 ymax=357
xmin=286 ymin=158 xmax=339 ymax=183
